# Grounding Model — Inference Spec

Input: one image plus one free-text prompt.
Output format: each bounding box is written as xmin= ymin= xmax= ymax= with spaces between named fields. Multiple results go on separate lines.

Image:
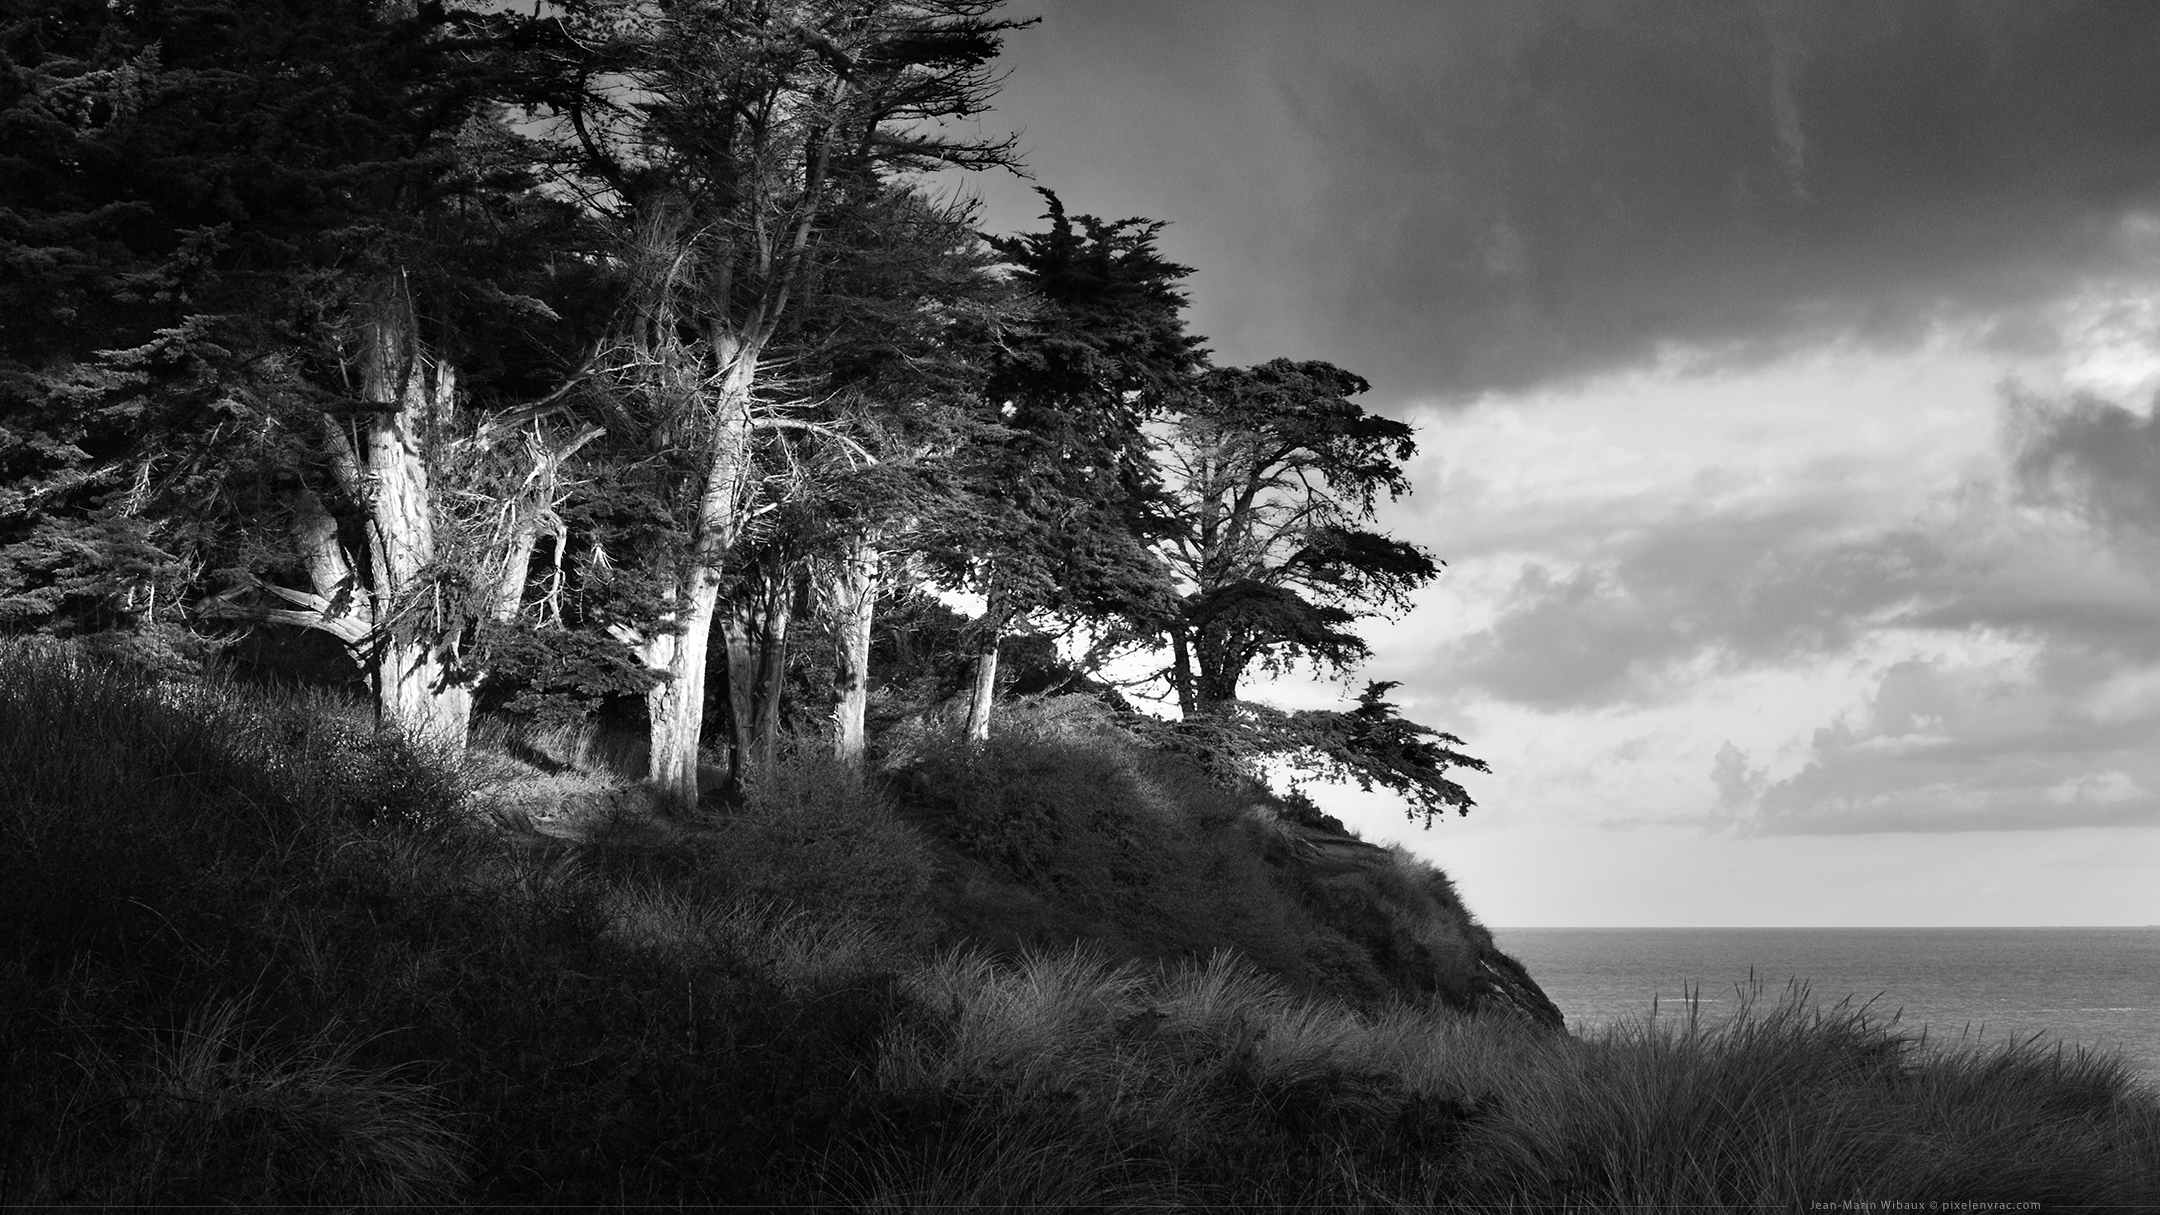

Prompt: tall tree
xmin=1151 ymin=358 xmax=1436 ymax=716
xmin=205 ymin=4 xmax=599 ymax=750
xmin=768 ymin=184 xmax=1005 ymax=767
xmin=540 ymin=0 xmax=1023 ymax=806
xmin=927 ymin=193 xmax=1202 ymax=739
xmin=1133 ymin=357 xmax=1487 ymax=820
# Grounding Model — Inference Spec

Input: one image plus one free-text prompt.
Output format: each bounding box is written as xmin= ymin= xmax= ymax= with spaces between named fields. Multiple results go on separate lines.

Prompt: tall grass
xmin=0 ymin=641 xmax=473 ymax=1207
xmin=853 ymin=948 xmax=2160 ymax=1210
xmin=45 ymin=995 xmax=466 ymax=1206
xmin=3 ymin=640 xmax=2154 ymax=1209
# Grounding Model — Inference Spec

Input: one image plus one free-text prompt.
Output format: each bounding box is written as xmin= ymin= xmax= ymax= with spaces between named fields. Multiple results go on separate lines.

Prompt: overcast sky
xmin=946 ymin=0 xmax=2160 ymax=927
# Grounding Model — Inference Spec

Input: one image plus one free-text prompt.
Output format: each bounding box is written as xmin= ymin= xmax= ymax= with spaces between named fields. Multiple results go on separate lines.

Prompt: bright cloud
xmin=1326 ymin=335 xmax=2160 ymax=853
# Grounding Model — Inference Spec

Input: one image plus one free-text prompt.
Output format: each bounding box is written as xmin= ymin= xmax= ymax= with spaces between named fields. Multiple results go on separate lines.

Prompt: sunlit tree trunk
xmin=492 ymin=524 xmax=541 ymax=622
xmin=643 ymin=353 xmax=758 ymax=810
xmin=640 ymin=574 xmax=719 ymax=807
xmin=965 ymin=633 xmax=999 ymax=742
xmin=825 ymin=528 xmax=880 ymax=766
xmin=489 ymin=420 xmax=605 ymax=623
xmin=249 ymin=300 xmax=613 ymax=755
xmin=355 ymin=304 xmax=473 ymax=749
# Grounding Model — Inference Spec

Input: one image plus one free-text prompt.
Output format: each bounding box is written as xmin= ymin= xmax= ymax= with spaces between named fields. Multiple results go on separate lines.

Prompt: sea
xmin=1491 ymin=927 xmax=2160 ymax=1086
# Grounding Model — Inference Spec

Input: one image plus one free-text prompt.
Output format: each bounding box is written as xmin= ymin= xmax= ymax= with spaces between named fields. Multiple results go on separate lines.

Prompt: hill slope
xmin=5 ymin=644 xmax=2155 ymax=1209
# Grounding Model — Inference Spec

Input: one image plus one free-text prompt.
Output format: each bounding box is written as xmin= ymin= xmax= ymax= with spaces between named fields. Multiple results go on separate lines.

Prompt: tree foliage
xmin=919 ymin=191 xmax=1202 ymax=738
xmin=1120 ymin=681 xmax=1487 ymax=827
xmin=1152 ymin=357 xmax=1438 ymax=713
xmin=520 ymin=0 xmax=1029 ymax=802
xmin=0 ymin=0 xmax=1487 ymax=818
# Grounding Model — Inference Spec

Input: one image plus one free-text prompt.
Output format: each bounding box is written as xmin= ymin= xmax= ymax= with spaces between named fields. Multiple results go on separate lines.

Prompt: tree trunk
xmin=489 ymin=423 xmax=603 ymax=624
xmin=349 ymin=297 xmax=470 ymax=753
xmin=966 ymin=633 xmax=999 ymax=743
xmin=826 ymin=529 xmax=880 ymax=767
xmin=378 ymin=634 xmax=472 ymax=749
xmin=752 ymin=563 xmax=794 ymax=772
xmin=254 ymin=292 xmax=595 ymax=761
xmin=1192 ymin=625 xmax=1241 ymax=712
xmin=492 ymin=523 xmax=541 ymax=622
xmin=643 ymin=354 xmax=758 ymax=810
xmin=643 ymin=568 xmax=720 ymax=810
xmin=720 ymin=602 xmax=757 ymax=785
xmin=1170 ymin=620 xmax=1197 ymax=718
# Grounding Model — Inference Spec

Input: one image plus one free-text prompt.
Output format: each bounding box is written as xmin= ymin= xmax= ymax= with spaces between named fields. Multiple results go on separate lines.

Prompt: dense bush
xmin=893 ymin=696 xmax=1530 ymax=1016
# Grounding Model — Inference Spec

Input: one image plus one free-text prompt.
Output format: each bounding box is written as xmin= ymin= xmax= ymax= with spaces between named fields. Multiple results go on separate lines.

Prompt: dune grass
xmin=2 ymin=640 xmax=2154 ymax=1209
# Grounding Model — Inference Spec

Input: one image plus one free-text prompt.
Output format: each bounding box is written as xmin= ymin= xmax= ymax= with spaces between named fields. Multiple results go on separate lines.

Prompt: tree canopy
xmin=0 ymin=0 xmax=1485 ymax=823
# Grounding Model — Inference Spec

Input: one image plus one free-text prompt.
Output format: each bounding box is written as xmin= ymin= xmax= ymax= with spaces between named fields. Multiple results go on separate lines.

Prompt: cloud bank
xmin=1279 ymin=0 xmax=2160 ymax=398
xmin=1380 ymin=358 xmax=2160 ymax=837
xmin=976 ymin=1 xmax=2160 ymax=403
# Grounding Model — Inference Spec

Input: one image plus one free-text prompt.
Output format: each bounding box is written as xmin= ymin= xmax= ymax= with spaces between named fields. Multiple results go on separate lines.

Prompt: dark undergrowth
xmin=888 ymin=699 xmax=1501 ymax=1013
xmin=3 ymin=640 xmax=2156 ymax=1210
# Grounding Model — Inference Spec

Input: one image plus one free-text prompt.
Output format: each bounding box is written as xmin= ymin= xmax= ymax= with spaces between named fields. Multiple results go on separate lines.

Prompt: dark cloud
xmin=1285 ymin=0 xmax=2160 ymax=399
xmin=971 ymin=1 xmax=2160 ymax=403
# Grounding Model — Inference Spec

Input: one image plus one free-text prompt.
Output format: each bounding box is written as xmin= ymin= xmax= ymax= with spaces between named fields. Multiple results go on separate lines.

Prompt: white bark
xmin=353 ymin=307 xmax=472 ymax=750
xmin=966 ymin=635 xmax=998 ymax=743
xmin=641 ymin=571 xmax=720 ymax=809
xmin=826 ymin=529 xmax=880 ymax=767
xmin=378 ymin=634 xmax=472 ymax=750
xmin=249 ymin=299 xmax=472 ymax=751
xmin=487 ymin=423 xmax=602 ymax=623
xmin=642 ymin=353 xmax=758 ymax=810
xmin=493 ymin=526 xmax=541 ymax=622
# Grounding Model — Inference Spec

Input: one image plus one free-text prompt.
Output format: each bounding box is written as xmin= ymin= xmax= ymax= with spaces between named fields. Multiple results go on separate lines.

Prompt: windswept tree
xmin=927 ymin=193 xmax=1203 ymax=739
xmin=1152 ymin=358 xmax=1436 ymax=716
xmin=537 ymin=0 xmax=1025 ymax=806
xmin=770 ymin=185 xmax=1007 ymax=768
xmin=1135 ymin=357 xmax=1486 ymax=821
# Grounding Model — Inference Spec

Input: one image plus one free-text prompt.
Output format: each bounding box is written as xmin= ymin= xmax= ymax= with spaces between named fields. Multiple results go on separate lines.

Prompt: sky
xmin=937 ymin=0 xmax=2160 ymax=927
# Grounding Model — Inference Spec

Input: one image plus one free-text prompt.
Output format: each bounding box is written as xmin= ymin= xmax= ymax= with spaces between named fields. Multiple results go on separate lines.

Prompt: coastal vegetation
xmin=0 ymin=0 xmax=1480 ymax=822
xmin=5 ymin=2 xmax=2160 ymax=1209
xmin=4 ymin=643 xmax=2156 ymax=1209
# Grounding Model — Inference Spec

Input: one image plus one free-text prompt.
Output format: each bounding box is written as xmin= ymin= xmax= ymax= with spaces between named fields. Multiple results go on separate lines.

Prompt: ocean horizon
xmin=1492 ymin=926 xmax=2160 ymax=1084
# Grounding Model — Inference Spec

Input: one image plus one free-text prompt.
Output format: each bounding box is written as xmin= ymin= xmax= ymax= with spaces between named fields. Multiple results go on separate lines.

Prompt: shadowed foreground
xmin=3 ymin=643 xmax=2156 ymax=1209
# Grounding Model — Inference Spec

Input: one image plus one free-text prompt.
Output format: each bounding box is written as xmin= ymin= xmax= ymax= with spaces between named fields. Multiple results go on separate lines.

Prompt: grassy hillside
xmin=3 ymin=642 xmax=2156 ymax=1209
